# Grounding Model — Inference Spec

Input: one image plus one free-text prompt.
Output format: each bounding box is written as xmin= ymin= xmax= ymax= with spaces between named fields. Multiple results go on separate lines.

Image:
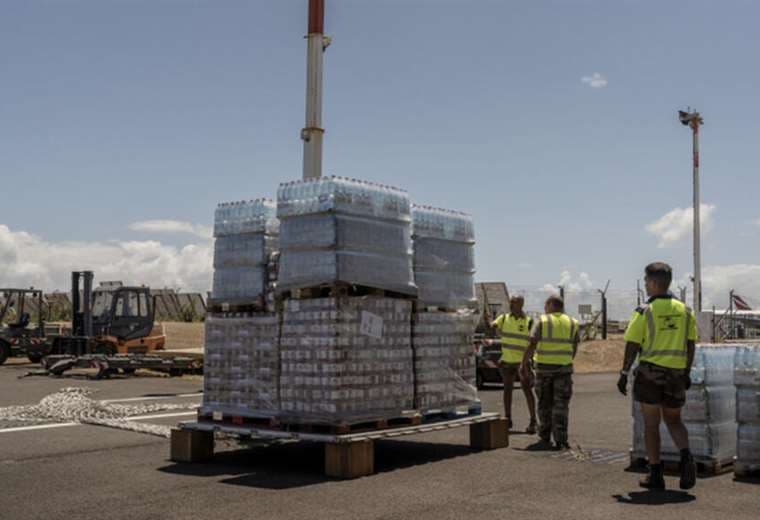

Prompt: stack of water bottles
xmin=412 ymin=310 xmax=479 ymax=412
xmin=278 ymin=297 xmax=415 ymax=422
xmin=211 ymin=199 xmax=279 ymax=302
xmin=735 ymin=345 xmax=760 ymax=474
xmin=412 ymin=205 xmax=476 ymax=309
xmin=632 ymin=345 xmax=737 ymax=463
xmin=202 ymin=314 xmax=281 ymax=417
xmin=276 ymin=177 xmax=417 ymax=296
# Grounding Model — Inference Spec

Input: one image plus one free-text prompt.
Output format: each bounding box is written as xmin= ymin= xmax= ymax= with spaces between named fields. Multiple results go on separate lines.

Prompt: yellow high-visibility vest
xmin=493 ymin=313 xmax=531 ymax=364
xmin=535 ymin=312 xmax=578 ymax=366
xmin=636 ymin=298 xmax=695 ymax=370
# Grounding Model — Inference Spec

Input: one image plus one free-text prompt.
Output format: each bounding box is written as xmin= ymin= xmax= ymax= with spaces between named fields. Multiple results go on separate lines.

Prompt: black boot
xmin=640 ymin=462 xmax=666 ymax=490
xmin=679 ymin=449 xmax=697 ymax=490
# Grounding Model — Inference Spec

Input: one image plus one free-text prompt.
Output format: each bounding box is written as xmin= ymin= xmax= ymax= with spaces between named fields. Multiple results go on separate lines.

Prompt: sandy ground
xmin=161 ymin=322 xmax=205 ymax=351
xmin=575 ymin=334 xmax=625 ymax=374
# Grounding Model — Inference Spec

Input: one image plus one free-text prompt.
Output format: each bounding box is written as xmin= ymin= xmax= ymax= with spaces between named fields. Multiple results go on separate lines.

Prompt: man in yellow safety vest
xmin=521 ymin=295 xmax=579 ymax=450
xmin=618 ymin=262 xmax=698 ymax=491
xmin=492 ymin=295 xmax=537 ymax=434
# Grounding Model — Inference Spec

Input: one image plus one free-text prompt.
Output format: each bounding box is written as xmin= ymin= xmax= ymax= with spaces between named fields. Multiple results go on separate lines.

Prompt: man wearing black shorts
xmin=617 ymin=262 xmax=698 ymax=491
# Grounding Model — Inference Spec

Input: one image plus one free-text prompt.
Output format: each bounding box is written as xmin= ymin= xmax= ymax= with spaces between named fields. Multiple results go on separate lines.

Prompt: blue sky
xmin=2 ymin=1 xmax=760 ymax=315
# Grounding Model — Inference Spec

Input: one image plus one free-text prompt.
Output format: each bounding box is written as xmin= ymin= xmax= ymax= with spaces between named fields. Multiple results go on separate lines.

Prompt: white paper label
xmin=212 ymin=410 xmax=223 ymax=421
xmin=360 ymin=311 xmax=384 ymax=339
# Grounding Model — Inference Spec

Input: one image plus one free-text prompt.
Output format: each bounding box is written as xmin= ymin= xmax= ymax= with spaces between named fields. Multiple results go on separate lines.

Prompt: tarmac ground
xmin=0 ymin=358 xmax=757 ymax=520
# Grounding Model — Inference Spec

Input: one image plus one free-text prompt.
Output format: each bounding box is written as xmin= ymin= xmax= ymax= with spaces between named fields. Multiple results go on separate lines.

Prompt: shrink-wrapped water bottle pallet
xmin=628 ymin=451 xmax=734 ymax=477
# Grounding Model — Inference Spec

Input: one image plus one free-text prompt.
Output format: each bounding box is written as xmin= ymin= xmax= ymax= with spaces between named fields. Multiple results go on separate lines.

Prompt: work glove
xmin=617 ymin=373 xmax=628 ymax=396
xmin=683 ymin=373 xmax=692 ymax=391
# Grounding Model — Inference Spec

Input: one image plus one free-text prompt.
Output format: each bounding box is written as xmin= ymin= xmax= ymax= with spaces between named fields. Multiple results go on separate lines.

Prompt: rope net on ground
xmin=0 ymin=387 xmax=198 ymax=438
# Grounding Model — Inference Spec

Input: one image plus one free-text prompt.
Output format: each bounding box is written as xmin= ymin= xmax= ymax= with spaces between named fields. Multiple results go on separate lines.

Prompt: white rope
xmin=0 ymin=387 xmax=198 ymax=438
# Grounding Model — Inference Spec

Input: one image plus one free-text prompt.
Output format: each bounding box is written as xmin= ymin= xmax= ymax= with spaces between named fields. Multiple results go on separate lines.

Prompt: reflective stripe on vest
xmin=639 ymin=299 xmax=691 ymax=370
xmin=535 ymin=313 xmax=577 ymax=366
xmin=498 ymin=314 xmax=531 ymax=363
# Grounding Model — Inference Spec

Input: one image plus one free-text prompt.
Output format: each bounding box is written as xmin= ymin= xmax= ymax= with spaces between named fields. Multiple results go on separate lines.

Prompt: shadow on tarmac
xmin=158 ymin=439 xmax=475 ymax=489
xmin=613 ymin=491 xmax=696 ymax=505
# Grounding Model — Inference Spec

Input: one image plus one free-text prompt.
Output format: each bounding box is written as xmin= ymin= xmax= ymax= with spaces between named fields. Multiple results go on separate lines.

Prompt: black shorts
xmin=499 ymin=362 xmax=534 ymax=388
xmin=633 ymin=362 xmax=688 ymax=408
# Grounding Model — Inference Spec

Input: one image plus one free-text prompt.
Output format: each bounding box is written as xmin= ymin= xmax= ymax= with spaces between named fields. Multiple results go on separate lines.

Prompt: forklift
xmin=0 ymin=288 xmax=49 ymax=364
xmin=47 ymin=271 xmax=166 ymax=357
xmin=39 ymin=271 xmax=199 ymax=378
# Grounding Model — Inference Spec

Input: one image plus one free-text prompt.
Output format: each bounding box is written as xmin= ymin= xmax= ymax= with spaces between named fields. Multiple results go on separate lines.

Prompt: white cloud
xmin=129 ymin=219 xmax=212 ymax=239
xmin=581 ymin=73 xmax=608 ymax=88
xmin=701 ymin=264 xmax=760 ymax=309
xmin=752 ymin=218 xmax=760 ymax=228
xmin=646 ymin=203 xmax=716 ymax=248
xmin=0 ymin=224 xmax=212 ymax=292
xmin=541 ymin=270 xmax=595 ymax=294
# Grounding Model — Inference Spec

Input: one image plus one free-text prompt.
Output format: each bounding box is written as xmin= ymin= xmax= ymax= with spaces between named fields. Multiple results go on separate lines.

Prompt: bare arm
xmin=522 ymin=338 xmax=537 ymax=372
xmin=621 ymin=341 xmax=640 ymax=373
xmin=686 ymin=340 xmax=696 ymax=373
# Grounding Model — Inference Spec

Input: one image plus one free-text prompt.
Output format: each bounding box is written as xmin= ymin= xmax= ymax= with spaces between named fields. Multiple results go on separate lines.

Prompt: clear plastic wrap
xmin=737 ymin=387 xmax=760 ymax=423
xmin=201 ymin=314 xmax=280 ymax=417
xmin=413 ymin=271 xmax=476 ymax=310
xmin=682 ymin=385 xmax=737 ymax=423
xmin=737 ymin=424 xmax=760 ymax=465
xmin=213 ymin=234 xmax=278 ymax=268
xmin=689 ymin=345 xmax=737 ymax=386
xmin=211 ymin=267 xmax=266 ymax=301
xmin=412 ymin=205 xmax=475 ymax=243
xmin=278 ymin=250 xmax=416 ymax=296
xmin=277 ymin=176 xmax=411 ymax=222
xmin=413 ymin=311 xmax=479 ymax=411
xmin=412 ymin=206 xmax=476 ymax=309
xmin=279 ymin=297 xmax=415 ymax=424
xmin=214 ymin=199 xmax=279 ymax=237
xmin=735 ymin=345 xmax=760 ymax=387
xmin=276 ymin=178 xmax=416 ymax=295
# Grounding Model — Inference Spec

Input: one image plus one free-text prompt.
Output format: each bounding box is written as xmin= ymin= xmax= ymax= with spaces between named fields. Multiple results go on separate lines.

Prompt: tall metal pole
xmin=692 ymin=118 xmax=702 ymax=313
xmin=302 ymin=0 xmax=329 ymax=180
xmin=679 ymin=109 xmax=704 ymax=313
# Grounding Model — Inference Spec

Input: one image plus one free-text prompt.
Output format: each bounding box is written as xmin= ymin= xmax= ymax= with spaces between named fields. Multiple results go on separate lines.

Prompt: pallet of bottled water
xmin=413 ymin=310 xmax=479 ymax=412
xmin=211 ymin=199 xmax=278 ymax=303
xmin=412 ymin=205 xmax=476 ymax=309
xmin=632 ymin=345 xmax=737 ymax=464
xmin=735 ymin=345 xmax=760 ymax=476
xmin=278 ymin=296 xmax=415 ymax=424
xmin=276 ymin=177 xmax=416 ymax=296
xmin=201 ymin=314 xmax=280 ymax=417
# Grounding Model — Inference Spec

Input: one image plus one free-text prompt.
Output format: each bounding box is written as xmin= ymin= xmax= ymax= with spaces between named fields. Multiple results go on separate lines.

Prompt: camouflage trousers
xmin=535 ymin=371 xmax=573 ymax=444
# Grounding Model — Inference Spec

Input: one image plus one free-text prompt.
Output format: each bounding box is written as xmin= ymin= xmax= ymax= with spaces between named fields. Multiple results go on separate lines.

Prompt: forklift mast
xmin=71 ymin=271 xmax=94 ymax=337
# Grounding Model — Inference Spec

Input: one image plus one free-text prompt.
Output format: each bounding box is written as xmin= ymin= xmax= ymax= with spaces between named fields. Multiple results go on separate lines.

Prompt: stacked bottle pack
xmin=201 ymin=314 xmax=280 ymax=417
xmin=632 ymin=345 xmax=737 ymax=462
xmin=413 ymin=310 xmax=479 ymax=411
xmin=735 ymin=345 xmax=760 ymax=473
xmin=276 ymin=177 xmax=417 ymax=296
xmin=211 ymin=199 xmax=279 ymax=302
xmin=278 ymin=297 xmax=415 ymax=423
xmin=412 ymin=205 xmax=476 ymax=309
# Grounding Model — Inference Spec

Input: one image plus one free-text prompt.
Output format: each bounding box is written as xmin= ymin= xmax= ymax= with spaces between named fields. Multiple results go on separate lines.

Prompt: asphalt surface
xmin=0 ymin=359 xmax=757 ymax=520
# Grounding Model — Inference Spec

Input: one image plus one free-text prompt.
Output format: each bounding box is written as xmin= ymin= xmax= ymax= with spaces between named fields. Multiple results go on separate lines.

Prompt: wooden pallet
xmin=281 ymin=283 xmax=416 ymax=301
xmin=629 ymin=453 xmax=734 ymax=477
xmin=206 ymin=296 xmax=267 ymax=314
xmin=420 ymin=404 xmax=483 ymax=423
xmin=734 ymin=461 xmax=760 ymax=478
xmin=198 ymin=410 xmax=423 ymax=435
xmin=171 ymin=413 xmax=508 ymax=478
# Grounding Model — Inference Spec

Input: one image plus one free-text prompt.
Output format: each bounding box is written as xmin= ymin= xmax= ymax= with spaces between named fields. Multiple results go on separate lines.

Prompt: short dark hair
xmin=545 ymin=295 xmax=564 ymax=312
xmin=509 ymin=295 xmax=524 ymax=304
xmin=645 ymin=262 xmax=673 ymax=290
